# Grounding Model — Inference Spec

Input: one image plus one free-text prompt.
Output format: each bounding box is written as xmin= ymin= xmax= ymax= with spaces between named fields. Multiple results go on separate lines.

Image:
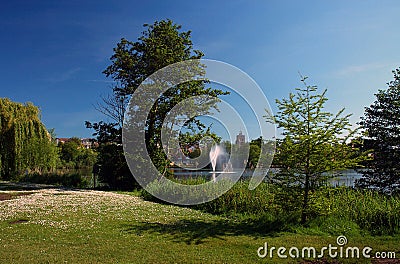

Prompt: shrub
xmin=18 ymin=173 xmax=89 ymax=188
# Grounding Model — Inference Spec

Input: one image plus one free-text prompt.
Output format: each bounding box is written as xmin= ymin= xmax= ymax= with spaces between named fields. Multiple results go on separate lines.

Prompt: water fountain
xmin=209 ymin=145 xmax=221 ymax=182
xmin=209 ymin=145 xmax=222 ymax=172
xmin=209 ymin=144 xmax=236 ymax=182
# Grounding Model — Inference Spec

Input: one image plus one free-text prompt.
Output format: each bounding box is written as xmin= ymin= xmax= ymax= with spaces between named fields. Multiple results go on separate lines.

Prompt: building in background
xmin=235 ymin=131 xmax=245 ymax=146
xmin=56 ymin=138 xmax=97 ymax=149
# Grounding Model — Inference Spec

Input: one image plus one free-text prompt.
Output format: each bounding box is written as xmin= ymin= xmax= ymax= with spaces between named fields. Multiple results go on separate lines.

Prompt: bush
xmin=18 ymin=173 xmax=89 ymax=188
xmin=95 ymin=144 xmax=138 ymax=191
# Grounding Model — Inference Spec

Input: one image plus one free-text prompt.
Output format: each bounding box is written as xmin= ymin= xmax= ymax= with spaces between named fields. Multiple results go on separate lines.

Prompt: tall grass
xmin=141 ymin=178 xmax=400 ymax=235
xmin=194 ymin=180 xmax=277 ymax=215
xmin=315 ymin=187 xmax=400 ymax=235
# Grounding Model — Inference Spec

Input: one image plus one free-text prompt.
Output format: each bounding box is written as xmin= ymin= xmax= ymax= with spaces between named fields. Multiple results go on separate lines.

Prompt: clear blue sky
xmin=1 ymin=0 xmax=400 ymax=138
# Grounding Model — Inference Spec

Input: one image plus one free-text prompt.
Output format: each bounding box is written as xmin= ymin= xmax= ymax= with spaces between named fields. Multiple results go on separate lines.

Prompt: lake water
xmin=324 ymin=169 xmax=363 ymax=187
xmin=171 ymin=168 xmax=363 ymax=187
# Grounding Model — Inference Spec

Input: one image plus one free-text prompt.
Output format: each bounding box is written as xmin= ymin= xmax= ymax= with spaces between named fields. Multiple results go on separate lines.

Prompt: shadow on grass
xmin=0 ymin=181 xmax=56 ymax=191
xmin=122 ymin=213 xmax=298 ymax=245
xmin=0 ymin=180 xmax=87 ymax=192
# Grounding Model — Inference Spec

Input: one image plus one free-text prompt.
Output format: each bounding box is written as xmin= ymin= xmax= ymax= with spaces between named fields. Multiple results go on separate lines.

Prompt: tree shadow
xmin=0 ymin=180 xmax=86 ymax=192
xmin=0 ymin=181 xmax=55 ymax=191
xmin=121 ymin=213 xmax=295 ymax=245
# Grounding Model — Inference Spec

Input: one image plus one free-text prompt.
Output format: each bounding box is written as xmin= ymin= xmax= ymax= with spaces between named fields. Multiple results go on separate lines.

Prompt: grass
xmin=142 ymin=179 xmax=400 ymax=235
xmin=0 ymin=185 xmax=399 ymax=263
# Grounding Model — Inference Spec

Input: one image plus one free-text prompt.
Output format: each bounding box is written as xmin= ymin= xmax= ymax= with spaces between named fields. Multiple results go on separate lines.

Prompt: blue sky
xmin=1 ymin=0 xmax=400 ymax=139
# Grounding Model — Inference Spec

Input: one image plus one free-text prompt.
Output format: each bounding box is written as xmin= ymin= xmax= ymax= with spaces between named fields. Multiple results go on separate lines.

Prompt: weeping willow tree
xmin=0 ymin=98 xmax=58 ymax=180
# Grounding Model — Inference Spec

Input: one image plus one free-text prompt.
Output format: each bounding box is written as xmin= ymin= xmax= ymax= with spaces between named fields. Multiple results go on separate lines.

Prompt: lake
xmin=170 ymin=168 xmax=364 ymax=187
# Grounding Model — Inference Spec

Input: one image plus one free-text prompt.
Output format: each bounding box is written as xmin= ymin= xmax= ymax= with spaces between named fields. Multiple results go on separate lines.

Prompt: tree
xmin=88 ymin=19 xmax=227 ymax=189
xmin=59 ymin=137 xmax=82 ymax=163
xmin=58 ymin=137 xmax=97 ymax=169
xmin=0 ymin=98 xmax=58 ymax=179
xmin=357 ymin=68 xmax=400 ymax=193
xmin=94 ymin=93 xmax=128 ymax=129
xmin=247 ymin=137 xmax=264 ymax=169
xmin=105 ymin=20 xmax=227 ymax=173
xmin=271 ymin=76 xmax=365 ymax=223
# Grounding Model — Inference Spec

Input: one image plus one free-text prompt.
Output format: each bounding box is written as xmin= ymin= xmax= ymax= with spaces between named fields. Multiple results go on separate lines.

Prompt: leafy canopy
xmin=88 ymin=20 xmax=228 ymax=189
xmin=357 ymin=67 xmax=400 ymax=193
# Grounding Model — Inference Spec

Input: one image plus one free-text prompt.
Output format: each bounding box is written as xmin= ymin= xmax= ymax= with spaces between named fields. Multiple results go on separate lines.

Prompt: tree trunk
xmin=301 ymin=173 xmax=310 ymax=224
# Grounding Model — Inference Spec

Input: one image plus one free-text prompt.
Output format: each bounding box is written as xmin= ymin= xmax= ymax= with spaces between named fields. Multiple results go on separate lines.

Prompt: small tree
xmin=357 ymin=68 xmax=400 ymax=193
xmin=272 ymin=76 xmax=365 ymax=223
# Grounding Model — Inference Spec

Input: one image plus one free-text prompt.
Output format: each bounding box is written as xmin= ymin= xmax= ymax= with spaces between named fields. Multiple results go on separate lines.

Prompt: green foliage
xmin=323 ymin=187 xmax=400 ymax=235
xmin=288 ymin=186 xmax=400 ymax=235
xmin=59 ymin=137 xmax=81 ymax=163
xmin=89 ymin=20 xmax=228 ymax=189
xmin=357 ymin=67 xmax=400 ymax=193
xmin=248 ymin=138 xmax=261 ymax=168
xmin=95 ymin=144 xmax=137 ymax=190
xmin=18 ymin=172 xmax=89 ymax=188
xmin=142 ymin=177 xmax=234 ymax=205
xmin=272 ymin=76 xmax=367 ymax=223
xmin=177 ymin=130 xmax=221 ymax=165
xmin=58 ymin=137 xmax=97 ymax=169
xmin=0 ymin=98 xmax=59 ymax=180
xmin=194 ymin=180 xmax=276 ymax=215
xmin=102 ymin=19 xmax=228 ymax=173
xmin=301 ymin=216 xmax=362 ymax=236
xmin=85 ymin=121 xmax=133 ymax=190
xmin=103 ymin=20 xmax=205 ymax=96
xmin=75 ymin=148 xmax=97 ymax=168
xmin=142 ymin=178 xmax=400 ymax=235
xmin=85 ymin=121 xmax=121 ymax=144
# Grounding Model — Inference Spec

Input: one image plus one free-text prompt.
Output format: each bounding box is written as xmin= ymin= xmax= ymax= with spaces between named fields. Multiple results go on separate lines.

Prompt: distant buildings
xmin=81 ymin=138 xmax=95 ymax=149
xmin=235 ymin=131 xmax=245 ymax=146
xmin=55 ymin=138 xmax=97 ymax=149
xmin=55 ymin=138 xmax=69 ymax=145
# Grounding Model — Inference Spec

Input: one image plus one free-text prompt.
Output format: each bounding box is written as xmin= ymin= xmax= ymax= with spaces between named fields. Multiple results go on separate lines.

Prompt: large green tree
xmin=0 ymin=98 xmax=58 ymax=179
xmin=357 ymin=68 xmax=400 ymax=193
xmin=88 ymin=20 xmax=227 ymax=189
xmin=272 ymin=76 xmax=365 ymax=223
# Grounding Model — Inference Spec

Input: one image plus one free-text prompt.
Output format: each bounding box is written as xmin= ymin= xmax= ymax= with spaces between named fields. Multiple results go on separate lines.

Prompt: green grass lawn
xmin=0 ymin=188 xmax=398 ymax=264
